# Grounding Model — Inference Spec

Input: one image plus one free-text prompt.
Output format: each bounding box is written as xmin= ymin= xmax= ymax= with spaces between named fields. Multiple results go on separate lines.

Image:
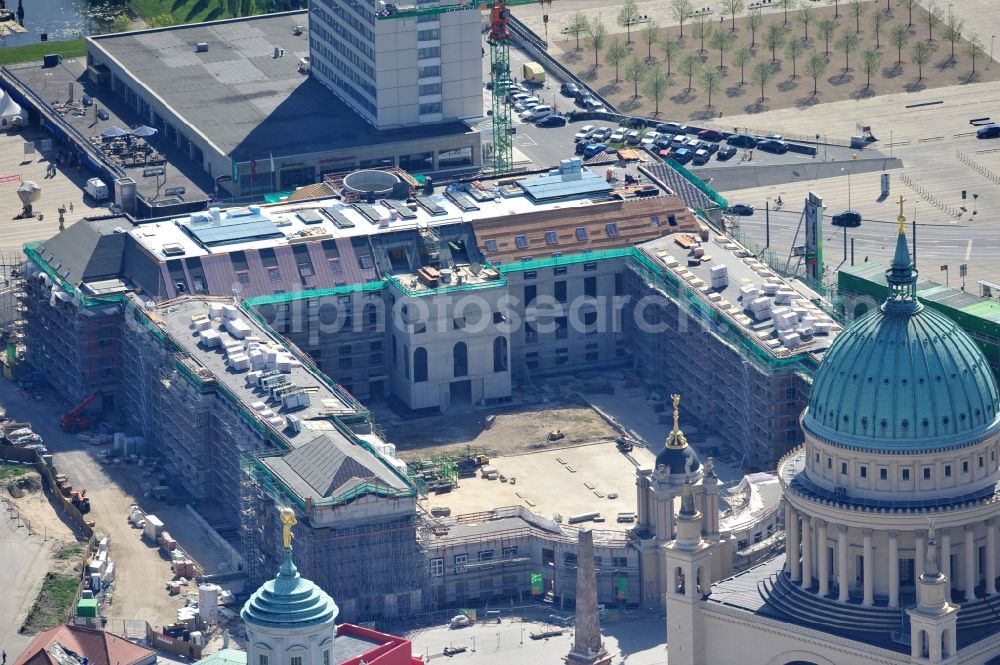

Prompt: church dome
xmin=655 ymin=445 xmax=701 ymax=475
xmin=241 ymin=550 xmax=339 ymax=629
xmin=804 ymin=222 xmax=1000 ymax=452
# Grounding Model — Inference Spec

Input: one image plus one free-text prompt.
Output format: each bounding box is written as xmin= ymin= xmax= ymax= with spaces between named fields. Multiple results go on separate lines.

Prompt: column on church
xmin=801 ymin=516 xmax=813 ymax=588
xmin=965 ymin=525 xmax=976 ymax=602
xmin=888 ymin=530 xmax=899 ymax=608
xmin=837 ymin=525 xmax=849 ymax=602
xmin=863 ymin=529 xmax=874 ymax=606
xmin=787 ymin=506 xmax=801 ymax=582
xmin=987 ymin=519 xmax=997 ymax=596
xmin=816 ymin=520 xmax=829 ymax=596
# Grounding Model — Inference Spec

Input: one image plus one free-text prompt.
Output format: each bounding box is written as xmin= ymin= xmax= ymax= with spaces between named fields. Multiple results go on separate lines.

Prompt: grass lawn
xmin=0 ymin=464 xmax=30 ymax=482
xmin=555 ymin=0 xmax=1000 ymax=121
xmin=130 ymin=0 xmax=232 ymax=26
xmin=20 ymin=572 xmax=80 ymax=634
xmin=0 ymin=39 xmax=86 ymax=66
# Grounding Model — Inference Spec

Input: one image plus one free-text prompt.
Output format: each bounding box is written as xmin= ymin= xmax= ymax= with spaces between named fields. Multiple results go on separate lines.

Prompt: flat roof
xmin=87 ymin=12 xmax=474 ymax=159
xmin=519 ymin=168 xmax=613 ymax=202
xmin=128 ymin=167 xmax=640 ymax=260
xmin=636 ymin=231 xmax=842 ymax=361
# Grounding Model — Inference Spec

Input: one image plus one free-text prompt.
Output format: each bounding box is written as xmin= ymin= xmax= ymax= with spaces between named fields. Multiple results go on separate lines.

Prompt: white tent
xmin=0 ymin=89 xmax=22 ymax=128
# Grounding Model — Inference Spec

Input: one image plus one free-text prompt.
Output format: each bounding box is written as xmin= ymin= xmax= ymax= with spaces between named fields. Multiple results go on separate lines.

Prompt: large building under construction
xmin=21 ymin=163 xmax=838 ymax=619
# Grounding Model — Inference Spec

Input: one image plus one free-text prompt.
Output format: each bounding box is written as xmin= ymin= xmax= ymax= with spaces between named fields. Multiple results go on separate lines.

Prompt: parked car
xmin=536 ymin=114 xmax=567 ymax=127
xmin=574 ymin=125 xmax=597 ymax=141
xmin=717 ymin=145 xmax=737 ymax=160
xmin=700 ymin=141 xmax=719 ymax=154
xmin=591 ymin=127 xmax=613 ymax=142
xmin=560 ymin=82 xmax=580 ymax=97
xmin=575 ymin=141 xmax=588 ymax=155
xmin=640 ymin=131 xmax=660 ymax=147
xmin=725 ymin=203 xmax=755 ymax=216
xmin=684 ymin=139 xmax=701 ymax=151
xmin=654 ymin=136 xmax=673 ymax=150
xmin=510 ymin=92 xmax=531 ymax=104
xmin=672 ymin=147 xmax=693 ymax=164
xmin=692 ymin=149 xmax=712 ymax=165
xmin=831 ymin=210 xmax=862 ymax=227
xmin=757 ymin=138 xmax=789 ymax=154
xmin=610 ymin=128 xmax=628 ymax=143
xmin=574 ymin=88 xmax=591 ymax=103
xmin=582 ymin=143 xmax=607 ymax=159
xmin=586 ymin=101 xmax=607 ymax=112
xmin=670 ymin=134 xmax=689 ymax=148
xmin=626 ymin=129 xmax=642 ymax=145
xmin=698 ymin=129 xmax=724 ymax=142
xmin=727 ymin=133 xmax=758 ymax=148
xmin=514 ymin=97 xmax=540 ymax=112
xmin=521 ymin=105 xmax=552 ymax=120
xmin=657 ymin=122 xmax=688 ymax=134
xmin=977 ymin=124 xmax=1000 ymax=139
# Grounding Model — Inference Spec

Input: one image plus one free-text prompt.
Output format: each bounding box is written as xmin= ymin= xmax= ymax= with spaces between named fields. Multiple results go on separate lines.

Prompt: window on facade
xmin=524 ymin=270 xmax=536 ymax=280
xmin=413 ymin=347 xmax=427 ymax=382
xmin=859 ymin=466 xmax=867 ymax=478
xmin=979 ymin=456 xmax=985 ymax=468
xmin=418 ymin=83 xmax=442 ymax=95
xmin=478 ymin=550 xmax=494 ymax=561
xmin=963 ymin=461 xmax=969 ymax=473
xmin=826 ymin=457 xmax=832 ymax=469
xmin=418 ymin=65 xmax=441 ymax=77
xmin=259 ymin=656 xmax=268 ymax=665
xmin=555 ymin=317 xmax=568 ymax=339
xmin=880 ymin=467 xmax=888 ymax=480
xmin=237 ymin=271 xmax=250 ymax=284
xmin=545 ymin=231 xmax=559 ymax=245
xmin=437 ymin=146 xmax=472 ymax=168
xmin=430 ymin=558 xmax=444 ymax=576
xmin=291 ymin=657 xmax=302 ymax=665
xmin=453 ymin=341 xmax=468 ymax=377
xmin=575 ymin=226 xmax=588 ymax=241
xmin=524 ymin=284 xmax=537 ymax=305
xmin=605 ymin=223 xmax=619 ymax=237
xmin=417 ymin=28 xmax=440 ymax=40
xmin=398 ymin=152 xmax=433 ymax=172
xmin=902 ymin=468 xmax=911 ymax=481
xmin=841 ymin=462 xmax=847 ymax=475
xmin=515 ymin=235 xmax=529 ymax=249
xmin=554 ymin=281 xmax=567 ymax=303
xmin=923 ymin=467 xmax=932 ymax=480
xmin=584 ymin=276 xmax=597 ymax=297
xmin=322 ymin=651 xmax=330 ymax=665
xmin=553 ymin=266 xmax=567 ymax=276
xmin=454 ymin=553 xmax=468 ymax=573
xmin=493 ymin=337 xmax=508 ymax=372
xmin=502 ymin=546 xmax=518 ymax=558
xmin=417 ymin=46 xmax=441 ymax=58
xmin=485 ymin=239 xmax=498 ymax=252
xmin=419 ymin=102 xmax=442 ymax=114
xmin=267 ymin=267 xmax=281 ymax=281
xmin=945 ymin=464 xmax=952 ymax=477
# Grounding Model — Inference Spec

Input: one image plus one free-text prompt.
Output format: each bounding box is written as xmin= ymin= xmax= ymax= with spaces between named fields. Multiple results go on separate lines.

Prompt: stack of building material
xmin=267 ymin=416 xmax=285 ymax=429
xmin=773 ymin=308 xmax=797 ymax=331
xmin=281 ymin=391 xmax=310 ymax=410
xmin=159 ymin=531 xmax=177 ymax=553
xmin=774 ymin=289 xmax=795 ymax=305
xmin=225 ymin=318 xmax=251 ymax=339
xmin=793 ymin=306 xmax=810 ymax=322
xmin=814 ymin=321 xmax=832 ymax=335
xmin=249 ymin=348 xmax=266 ymax=370
xmin=739 ymin=285 xmax=759 ymax=303
xmin=762 ymin=281 xmax=781 ymax=296
xmin=778 ymin=330 xmax=801 ymax=348
xmin=227 ymin=353 xmax=251 ymax=371
xmin=209 ymin=303 xmax=223 ymax=319
xmin=199 ymin=329 xmax=222 ymax=348
xmin=144 ymin=515 xmax=164 ymax=542
xmin=176 ymin=607 xmax=198 ymax=627
xmin=276 ymin=355 xmax=293 ymax=373
xmin=220 ymin=304 xmax=238 ymax=320
xmin=173 ymin=559 xmax=196 ymax=578
xmin=191 ymin=317 xmax=212 ymax=333
xmin=748 ymin=297 xmax=772 ymax=321
xmin=128 ymin=504 xmax=145 ymax=528
xmin=710 ymin=265 xmax=728 ymax=289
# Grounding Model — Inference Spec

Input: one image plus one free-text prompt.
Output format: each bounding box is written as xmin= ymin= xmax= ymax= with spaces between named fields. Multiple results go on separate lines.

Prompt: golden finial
xmin=280 ymin=506 xmax=297 ymax=549
xmin=666 ymin=394 xmax=688 ymax=448
xmin=896 ymin=194 xmax=906 ymax=235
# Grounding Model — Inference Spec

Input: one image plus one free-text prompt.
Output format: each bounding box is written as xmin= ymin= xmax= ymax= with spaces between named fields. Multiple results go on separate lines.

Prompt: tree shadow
xmin=171 ymin=0 xmax=186 ymax=11
xmin=184 ymin=0 xmax=209 ymax=22
xmin=598 ymin=82 xmax=622 ymax=96
xmin=563 ymin=50 xmax=583 ymax=64
xmin=795 ymin=94 xmax=821 ymax=108
xmin=776 ymin=78 xmax=799 ymax=92
xmin=904 ymin=79 xmax=927 ymax=92
xmin=670 ymin=90 xmax=695 ymax=104
xmin=744 ymin=99 xmax=769 ymax=113
xmin=934 ymin=56 xmax=957 ymax=70
xmin=828 ymin=71 xmax=853 ymax=85
xmin=850 ymin=87 xmax=876 ymax=100
xmin=960 ymin=71 xmax=983 ymax=84
xmin=769 ymin=60 xmax=783 ymax=74
xmin=618 ymin=98 xmax=643 ymax=112
xmin=579 ymin=68 xmax=599 ymax=82
xmin=725 ymin=84 xmax=747 ymax=98
xmin=689 ymin=107 xmax=719 ymax=121
xmin=204 ymin=5 xmax=223 ymax=20
xmin=882 ymin=62 xmax=903 ymax=79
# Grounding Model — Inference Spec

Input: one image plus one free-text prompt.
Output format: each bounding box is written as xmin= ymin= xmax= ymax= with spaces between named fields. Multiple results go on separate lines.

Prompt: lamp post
xmin=990 ymin=35 xmax=996 ymax=70
xmin=841 ymin=167 xmax=852 ymax=209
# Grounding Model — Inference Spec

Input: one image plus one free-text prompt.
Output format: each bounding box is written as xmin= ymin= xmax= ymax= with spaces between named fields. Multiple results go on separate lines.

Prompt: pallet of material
xmin=616 ymin=148 xmax=641 ymax=161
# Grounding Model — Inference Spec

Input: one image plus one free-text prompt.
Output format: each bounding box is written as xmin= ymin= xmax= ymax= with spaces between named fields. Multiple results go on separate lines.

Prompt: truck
xmin=522 ymin=61 xmax=545 ymax=85
xmin=84 ymin=178 xmax=109 ymax=202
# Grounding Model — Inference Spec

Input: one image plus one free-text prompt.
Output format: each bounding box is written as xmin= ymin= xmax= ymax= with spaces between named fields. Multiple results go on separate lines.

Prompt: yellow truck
xmin=522 ymin=61 xmax=546 ymax=85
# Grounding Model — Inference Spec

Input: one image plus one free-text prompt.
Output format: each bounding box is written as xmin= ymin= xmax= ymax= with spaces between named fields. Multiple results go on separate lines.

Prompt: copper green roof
xmin=805 ymin=227 xmax=1000 ymax=451
xmin=241 ymin=548 xmax=338 ymax=630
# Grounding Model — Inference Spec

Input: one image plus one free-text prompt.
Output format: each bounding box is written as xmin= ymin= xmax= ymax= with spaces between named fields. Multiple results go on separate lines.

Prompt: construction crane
xmin=61 ymin=393 xmax=99 ymax=432
xmin=378 ymin=0 xmax=553 ymax=174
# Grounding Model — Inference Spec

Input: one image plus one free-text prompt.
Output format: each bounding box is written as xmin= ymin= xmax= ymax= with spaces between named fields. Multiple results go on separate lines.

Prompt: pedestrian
xmin=4 ymin=648 xmax=7 ymax=664
xmin=69 ymin=201 xmax=74 ymax=212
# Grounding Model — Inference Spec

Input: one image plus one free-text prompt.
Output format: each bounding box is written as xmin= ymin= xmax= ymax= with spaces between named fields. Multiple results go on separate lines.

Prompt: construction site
xmin=14 ymin=163 xmax=844 ymax=625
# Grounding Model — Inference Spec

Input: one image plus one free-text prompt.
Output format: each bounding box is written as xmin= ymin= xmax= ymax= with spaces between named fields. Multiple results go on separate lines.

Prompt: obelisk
xmin=565 ymin=528 xmax=613 ymax=665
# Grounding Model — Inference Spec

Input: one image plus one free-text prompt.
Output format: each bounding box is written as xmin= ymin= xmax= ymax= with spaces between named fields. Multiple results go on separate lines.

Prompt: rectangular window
xmin=586 ymin=351 xmax=599 ymax=361
xmin=419 ymin=102 xmax=442 ymax=114
xmin=478 ymin=549 xmax=494 ymax=561
xmin=417 ymin=28 xmax=440 ymax=40
xmin=237 ymin=271 xmax=250 ymax=284
xmin=979 ymin=456 xmax=985 ymax=468
xmin=484 ymin=239 xmax=498 ymax=252
xmin=553 ymin=266 xmax=567 ymax=276
xmin=880 ymin=467 xmax=888 ymax=480
xmin=418 ymin=65 xmax=441 ymax=77
xmin=524 ymin=271 xmax=537 ymax=280
xmin=945 ymin=464 xmax=952 ymax=477
xmin=430 ymin=558 xmax=444 ymax=576
xmin=267 ymin=267 xmax=281 ymax=281
xmin=322 ymin=653 xmax=329 ymax=665
xmin=339 ymin=357 xmax=352 ymax=370
xmin=554 ymin=281 xmax=567 ymax=303
xmin=418 ymin=82 xmax=442 ymax=95
xmin=650 ymin=214 xmax=661 ymax=227
xmin=515 ymin=234 xmax=529 ymax=249
xmin=575 ymin=226 xmax=588 ymax=241
xmin=584 ymin=276 xmax=597 ymax=297
xmin=545 ymin=231 xmax=559 ymax=245
xmin=963 ymin=461 xmax=969 ymax=473
xmin=841 ymin=462 xmax=847 ymax=475
xmin=524 ymin=284 xmax=537 ymax=305
xmin=502 ymin=546 xmax=518 ymax=558
xmin=454 ymin=554 xmax=468 ymax=573
xmin=605 ymin=223 xmax=619 ymax=237
xmin=291 ymin=657 xmax=302 ymax=665
xmin=826 ymin=457 xmax=832 ymax=469
xmin=902 ymin=468 xmax=911 ymax=481
xmin=417 ymin=46 xmax=441 ymax=59
xmin=923 ymin=467 xmax=931 ymax=480
xmin=260 ymin=656 xmax=268 ymax=665
xmin=859 ymin=466 xmax=867 ymax=478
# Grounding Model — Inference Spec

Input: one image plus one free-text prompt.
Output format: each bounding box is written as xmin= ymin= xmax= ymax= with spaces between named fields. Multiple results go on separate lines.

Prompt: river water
xmin=0 ymin=0 xmax=120 ymax=43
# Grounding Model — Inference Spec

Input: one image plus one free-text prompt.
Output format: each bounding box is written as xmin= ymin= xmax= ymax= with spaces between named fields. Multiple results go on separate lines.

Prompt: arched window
xmin=674 ymin=567 xmax=685 ymax=594
xmin=413 ymin=347 xmax=427 ymax=383
xmin=942 ymin=629 xmax=950 ymax=658
xmin=363 ymin=303 xmax=378 ymax=331
xmin=493 ymin=336 xmax=508 ymax=372
xmin=454 ymin=341 xmax=468 ymax=377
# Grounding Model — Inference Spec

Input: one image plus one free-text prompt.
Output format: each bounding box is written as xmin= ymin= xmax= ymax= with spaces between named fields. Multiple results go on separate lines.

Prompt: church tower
xmin=907 ymin=527 xmax=959 ymax=664
xmin=241 ymin=508 xmax=339 ymax=665
xmin=664 ymin=481 xmax=713 ymax=665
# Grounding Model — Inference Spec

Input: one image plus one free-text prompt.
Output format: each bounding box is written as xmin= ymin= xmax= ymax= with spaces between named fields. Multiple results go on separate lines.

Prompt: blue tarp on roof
xmin=183 ymin=214 xmax=283 ymax=247
xmin=519 ymin=169 xmax=613 ymax=202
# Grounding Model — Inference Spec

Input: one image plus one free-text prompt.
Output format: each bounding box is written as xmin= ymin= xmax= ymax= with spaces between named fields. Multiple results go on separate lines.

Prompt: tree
xmin=617 ymin=0 xmax=641 ymax=44
xmin=693 ymin=14 xmax=710 ymax=54
xmin=818 ymin=17 xmax=836 ymax=55
xmin=912 ymin=39 xmax=932 ymax=80
xmin=901 ymin=0 xmax=917 ymax=28
xmin=226 ymin=0 xmax=238 ymax=17
xmin=751 ymin=60 xmax=774 ymax=101
xmin=966 ymin=34 xmax=984 ymax=75
xmin=924 ymin=2 xmax=942 ymax=42
xmin=606 ymin=38 xmax=628 ymax=82
xmin=890 ymin=23 xmax=909 ymax=63
xmin=836 ymin=29 xmax=860 ymax=70
xmin=805 ymin=50 xmax=829 ymax=95
xmin=670 ymin=0 xmax=694 ymax=38
xmin=642 ymin=21 xmax=660 ymax=61
xmin=944 ymin=15 xmax=964 ymax=62
xmin=747 ymin=9 xmax=763 ymax=47
xmin=660 ymin=35 xmax=682 ymax=76
xmin=710 ymin=27 xmax=735 ymax=69
xmin=680 ymin=52 xmax=702 ymax=92
xmin=828 ymin=0 xmax=840 ymax=20
xmin=786 ymin=38 xmax=804 ymax=77
xmin=861 ymin=47 xmax=881 ymax=88
xmin=798 ymin=5 xmax=814 ymax=42
xmin=240 ymin=0 xmax=256 ymax=16
xmin=567 ymin=12 xmax=589 ymax=51
xmin=723 ymin=0 xmax=745 ymax=32
xmin=733 ymin=45 xmax=752 ymax=84
xmin=110 ymin=13 xmax=132 ymax=32
xmin=872 ymin=8 xmax=885 ymax=50
xmin=778 ymin=0 xmax=795 ymax=25
xmin=764 ymin=23 xmax=786 ymax=63
xmin=700 ymin=69 xmax=723 ymax=109
xmin=848 ymin=0 xmax=865 ymax=34
xmin=625 ymin=56 xmax=646 ymax=97
xmin=644 ymin=68 xmax=672 ymax=115
xmin=147 ymin=12 xmax=174 ymax=27
xmin=587 ymin=21 xmax=608 ymax=68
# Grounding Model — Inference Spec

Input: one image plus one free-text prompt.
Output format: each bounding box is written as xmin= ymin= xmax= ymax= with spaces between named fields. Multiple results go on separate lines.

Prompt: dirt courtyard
xmin=376 ymin=399 xmax=618 ymax=462
xmin=554 ymin=0 xmax=1000 ymax=120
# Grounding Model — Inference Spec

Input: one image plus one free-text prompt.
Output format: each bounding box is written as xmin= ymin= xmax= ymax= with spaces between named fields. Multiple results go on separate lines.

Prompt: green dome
xmin=805 ymin=228 xmax=1000 ymax=451
xmin=241 ymin=549 xmax=338 ymax=630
